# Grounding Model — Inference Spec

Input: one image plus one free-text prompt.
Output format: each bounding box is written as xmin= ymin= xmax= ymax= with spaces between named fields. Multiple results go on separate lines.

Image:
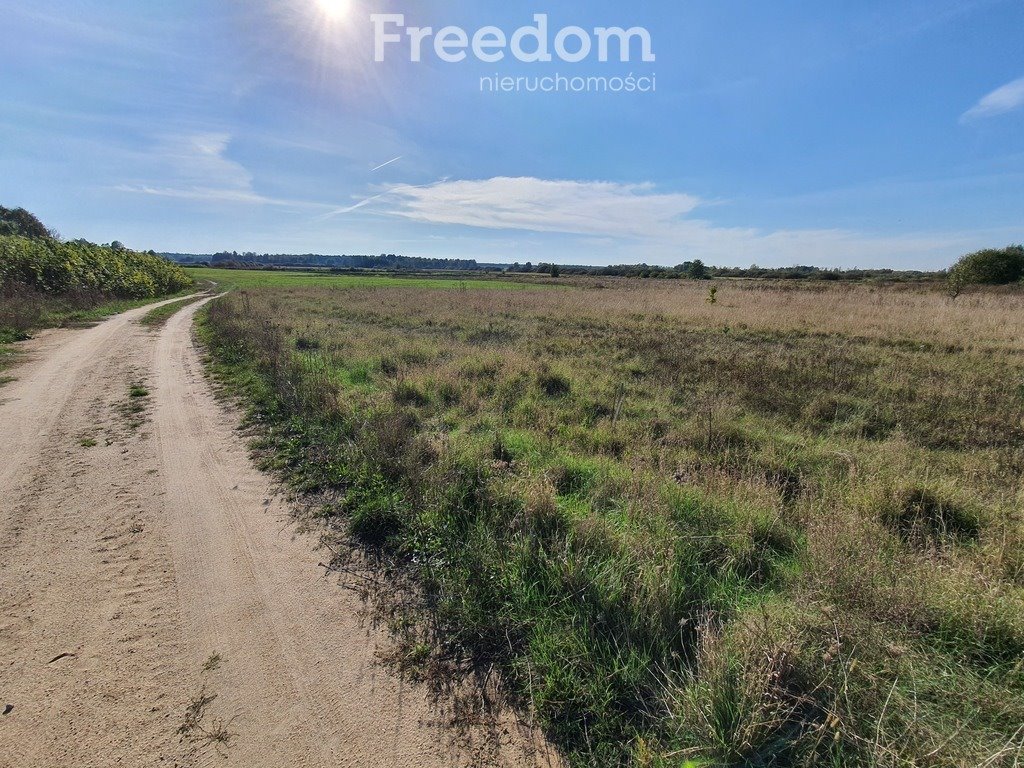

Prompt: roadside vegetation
xmin=139 ymin=296 xmax=208 ymax=329
xmin=0 ymin=207 xmax=193 ymax=375
xmin=200 ymin=276 xmax=1024 ymax=767
xmin=0 ymin=235 xmax=193 ymax=336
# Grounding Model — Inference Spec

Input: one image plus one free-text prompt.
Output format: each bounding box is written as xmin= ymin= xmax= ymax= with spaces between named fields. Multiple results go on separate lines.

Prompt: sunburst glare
xmin=316 ymin=0 xmax=351 ymax=21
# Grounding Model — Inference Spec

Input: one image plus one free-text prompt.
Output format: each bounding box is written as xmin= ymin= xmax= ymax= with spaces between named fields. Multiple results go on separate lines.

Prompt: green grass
xmin=199 ymin=279 xmax=1024 ymax=767
xmin=140 ymin=295 xmax=206 ymax=328
xmin=0 ymin=342 xmax=17 ymax=383
xmin=62 ymin=292 xmax=196 ymax=325
xmin=1 ymin=288 xmax=195 ymax=335
xmin=186 ymin=265 xmax=546 ymax=292
xmin=53 ymin=292 xmax=194 ymax=327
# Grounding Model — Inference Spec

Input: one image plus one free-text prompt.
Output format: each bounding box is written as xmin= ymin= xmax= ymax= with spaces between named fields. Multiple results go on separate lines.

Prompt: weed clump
xmin=879 ymin=485 xmax=982 ymax=547
xmin=537 ymin=365 xmax=571 ymax=398
xmin=394 ymin=380 xmax=429 ymax=407
xmin=348 ymin=484 xmax=406 ymax=547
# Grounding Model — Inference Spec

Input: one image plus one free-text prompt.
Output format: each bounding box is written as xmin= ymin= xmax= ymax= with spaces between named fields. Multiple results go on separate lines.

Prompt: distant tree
xmin=0 ymin=206 xmax=50 ymax=239
xmin=689 ymin=259 xmax=708 ymax=280
xmin=949 ymin=245 xmax=1024 ymax=286
xmin=550 ymin=264 xmax=561 ymax=278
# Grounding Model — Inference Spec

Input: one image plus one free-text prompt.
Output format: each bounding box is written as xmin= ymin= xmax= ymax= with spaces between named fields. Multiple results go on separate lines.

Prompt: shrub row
xmin=0 ymin=235 xmax=193 ymax=299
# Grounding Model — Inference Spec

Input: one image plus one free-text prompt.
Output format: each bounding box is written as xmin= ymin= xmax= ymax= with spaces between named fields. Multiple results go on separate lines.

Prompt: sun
xmin=316 ymin=0 xmax=351 ymax=21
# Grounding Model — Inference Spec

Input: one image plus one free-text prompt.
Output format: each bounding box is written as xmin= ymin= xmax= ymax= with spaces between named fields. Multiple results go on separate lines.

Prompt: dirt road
xmin=0 ymin=297 xmax=555 ymax=768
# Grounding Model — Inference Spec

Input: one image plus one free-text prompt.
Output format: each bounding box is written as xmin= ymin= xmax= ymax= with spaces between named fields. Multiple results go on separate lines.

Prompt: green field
xmin=200 ymin=277 xmax=1024 ymax=767
xmin=186 ymin=265 xmax=544 ymax=292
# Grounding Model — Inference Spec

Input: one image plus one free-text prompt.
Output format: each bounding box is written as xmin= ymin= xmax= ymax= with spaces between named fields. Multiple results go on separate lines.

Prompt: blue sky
xmin=1 ymin=0 xmax=1022 ymax=268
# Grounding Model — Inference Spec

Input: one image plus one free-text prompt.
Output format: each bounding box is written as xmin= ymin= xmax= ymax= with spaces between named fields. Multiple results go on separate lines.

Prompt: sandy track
xmin=0 ymin=298 xmax=556 ymax=768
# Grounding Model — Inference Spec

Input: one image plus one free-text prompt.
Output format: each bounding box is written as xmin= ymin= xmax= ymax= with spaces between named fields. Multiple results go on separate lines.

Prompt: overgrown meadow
xmin=201 ymin=276 xmax=1024 ymax=767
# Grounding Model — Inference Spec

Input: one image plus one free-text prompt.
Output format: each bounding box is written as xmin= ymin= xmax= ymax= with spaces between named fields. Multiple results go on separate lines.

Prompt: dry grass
xmin=266 ymin=278 xmax=1024 ymax=351
xmin=200 ymin=276 xmax=1024 ymax=767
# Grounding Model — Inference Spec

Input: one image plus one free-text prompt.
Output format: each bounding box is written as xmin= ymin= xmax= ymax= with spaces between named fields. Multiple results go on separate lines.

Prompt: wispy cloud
xmin=116 ymin=184 xmax=322 ymax=208
xmin=320 ymin=190 xmax=394 ymax=217
xmin=117 ymin=133 xmax=330 ymax=210
xmin=369 ymin=176 xmax=990 ymax=267
xmin=383 ymin=177 xmax=702 ymax=239
xmin=961 ymin=76 xmax=1024 ymax=122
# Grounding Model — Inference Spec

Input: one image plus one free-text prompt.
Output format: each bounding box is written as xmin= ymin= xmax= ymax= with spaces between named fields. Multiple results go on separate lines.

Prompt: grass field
xmin=186 ymin=265 xmax=546 ymax=292
xmin=200 ymin=277 xmax=1024 ymax=767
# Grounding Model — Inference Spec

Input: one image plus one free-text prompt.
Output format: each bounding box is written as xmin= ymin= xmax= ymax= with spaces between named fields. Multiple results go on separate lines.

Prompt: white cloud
xmin=368 ymin=176 xmax=989 ymax=268
xmin=961 ymin=76 xmax=1024 ymax=122
xmin=383 ymin=177 xmax=701 ymax=239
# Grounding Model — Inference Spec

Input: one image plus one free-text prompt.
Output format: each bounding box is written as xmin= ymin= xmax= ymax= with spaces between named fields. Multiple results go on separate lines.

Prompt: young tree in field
xmin=949 ymin=245 xmax=1024 ymax=286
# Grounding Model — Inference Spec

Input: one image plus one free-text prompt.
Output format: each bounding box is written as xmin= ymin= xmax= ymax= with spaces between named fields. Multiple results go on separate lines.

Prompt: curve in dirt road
xmin=0 ymin=294 xmax=205 ymax=494
xmin=0 ymin=296 xmax=557 ymax=768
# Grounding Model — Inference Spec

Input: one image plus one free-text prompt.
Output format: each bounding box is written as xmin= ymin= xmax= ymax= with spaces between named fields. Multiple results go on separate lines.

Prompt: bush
xmin=949 ymin=245 xmax=1024 ymax=286
xmin=0 ymin=207 xmax=49 ymax=239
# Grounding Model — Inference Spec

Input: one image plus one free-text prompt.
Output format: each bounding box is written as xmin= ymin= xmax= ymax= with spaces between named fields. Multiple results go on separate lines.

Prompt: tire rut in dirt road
xmin=0 ymin=295 xmax=203 ymax=500
xmin=0 ymin=297 xmax=203 ymax=768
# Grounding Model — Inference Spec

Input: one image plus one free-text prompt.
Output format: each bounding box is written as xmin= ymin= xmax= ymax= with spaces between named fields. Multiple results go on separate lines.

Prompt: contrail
xmin=318 ymin=180 xmax=436 ymax=220
xmin=370 ymin=155 xmax=402 ymax=172
xmin=322 ymin=191 xmax=390 ymax=218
